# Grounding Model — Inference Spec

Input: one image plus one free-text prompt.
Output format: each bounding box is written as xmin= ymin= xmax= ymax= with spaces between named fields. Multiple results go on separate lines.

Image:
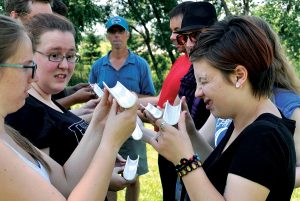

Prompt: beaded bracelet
xmin=175 ymin=154 xmax=202 ymax=177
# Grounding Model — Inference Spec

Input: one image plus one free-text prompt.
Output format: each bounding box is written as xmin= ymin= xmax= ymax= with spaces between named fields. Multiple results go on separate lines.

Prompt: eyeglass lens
xmin=176 ymin=32 xmax=200 ymax=45
xmin=35 ymin=51 xmax=77 ymax=63
xmin=49 ymin=54 xmax=77 ymax=62
xmin=176 ymin=34 xmax=187 ymax=45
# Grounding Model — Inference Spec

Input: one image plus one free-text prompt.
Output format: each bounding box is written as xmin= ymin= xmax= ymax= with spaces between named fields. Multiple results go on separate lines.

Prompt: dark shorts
xmin=119 ymin=136 xmax=148 ymax=175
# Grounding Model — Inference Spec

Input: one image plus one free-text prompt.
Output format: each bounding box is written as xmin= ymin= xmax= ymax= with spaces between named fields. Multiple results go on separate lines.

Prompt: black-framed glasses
xmin=176 ymin=32 xmax=200 ymax=45
xmin=35 ymin=50 xmax=79 ymax=63
xmin=0 ymin=62 xmax=37 ymax=79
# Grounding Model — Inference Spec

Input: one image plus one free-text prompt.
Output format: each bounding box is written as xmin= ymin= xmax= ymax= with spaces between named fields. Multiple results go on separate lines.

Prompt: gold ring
xmin=159 ymin=121 xmax=166 ymax=130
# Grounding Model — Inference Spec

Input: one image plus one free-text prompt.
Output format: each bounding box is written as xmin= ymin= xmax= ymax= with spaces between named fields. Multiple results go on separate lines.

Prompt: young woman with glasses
xmin=5 ymin=13 xmax=91 ymax=166
xmin=0 ymin=14 xmax=137 ymax=200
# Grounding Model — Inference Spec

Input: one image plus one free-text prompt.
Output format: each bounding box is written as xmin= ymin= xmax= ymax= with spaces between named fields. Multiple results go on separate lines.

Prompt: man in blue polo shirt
xmin=89 ymin=16 xmax=155 ymax=201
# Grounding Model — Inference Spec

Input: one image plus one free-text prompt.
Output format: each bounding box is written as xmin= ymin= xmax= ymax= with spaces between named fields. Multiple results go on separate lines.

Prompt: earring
xmin=235 ymin=82 xmax=241 ymax=88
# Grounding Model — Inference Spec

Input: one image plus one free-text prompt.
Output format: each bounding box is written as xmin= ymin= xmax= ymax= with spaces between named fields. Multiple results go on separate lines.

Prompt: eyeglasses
xmin=107 ymin=28 xmax=126 ymax=34
xmin=176 ymin=32 xmax=200 ymax=45
xmin=35 ymin=50 xmax=79 ymax=63
xmin=0 ymin=62 xmax=37 ymax=79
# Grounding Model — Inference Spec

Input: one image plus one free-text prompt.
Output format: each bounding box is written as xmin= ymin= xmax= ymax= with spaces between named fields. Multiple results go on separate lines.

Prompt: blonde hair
xmin=0 ymin=15 xmax=50 ymax=172
xmin=5 ymin=125 xmax=51 ymax=172
xmin=246 ymin=16 xmax=300 ymax=94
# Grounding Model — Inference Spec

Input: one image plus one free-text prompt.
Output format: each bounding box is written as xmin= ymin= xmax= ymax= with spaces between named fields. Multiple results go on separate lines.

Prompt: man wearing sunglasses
xmin=172 ymin=2 xmax=217 ymax=201
xmin=89 ymin=16 xmax=155 ymax=201
xmin=137 ymin=2 xmax=194 ymax=200
xmin=173 ymin=1 xmax=217 ymax=131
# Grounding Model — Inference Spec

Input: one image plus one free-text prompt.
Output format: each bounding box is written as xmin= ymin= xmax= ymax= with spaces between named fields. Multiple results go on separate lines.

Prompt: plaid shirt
xmin=178 ymin=65 xmax=210 ymax=129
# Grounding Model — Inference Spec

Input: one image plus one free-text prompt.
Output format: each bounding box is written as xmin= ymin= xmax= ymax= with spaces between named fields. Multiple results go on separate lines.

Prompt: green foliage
xmin=0 ymin=0 xmax=299 ymax=87
xmin=292 ymin=188 xmax=300 ymax=201
xmin=62 ymin=0 xmax=110 ymax=43
xmin=68 ymin=62 xmax=90 ymax=86
xmin=79 ymin=33 xmax=103 ymax=66
xmin=254 ymin=0 xmax=300 ymax=71
xmin=69 ymin=32 xmax=105 ymax=85
xmin=118 ymin=143 xmax=162 ymax=200
xmin=0 ymin=0 xmax=4 ymax=14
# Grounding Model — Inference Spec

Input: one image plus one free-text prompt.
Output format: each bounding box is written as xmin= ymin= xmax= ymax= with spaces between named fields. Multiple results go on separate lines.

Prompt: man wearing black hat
xmin=174 ymin=1 xmax=217 ymax=130
xmin=172 ymin=2 xmax=217 ymax=200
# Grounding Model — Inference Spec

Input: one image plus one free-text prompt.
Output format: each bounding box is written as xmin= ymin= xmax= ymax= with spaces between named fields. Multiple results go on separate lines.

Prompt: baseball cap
xmin=175 ymin=2 xmax=217 ymax=34
xmin=106 ymin=16 xmax=129 ymax=31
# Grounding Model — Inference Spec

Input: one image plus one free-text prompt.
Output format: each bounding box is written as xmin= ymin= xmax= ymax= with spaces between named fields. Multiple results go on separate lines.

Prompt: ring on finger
xmin=159 ymin=121 xmax=166 ymax=130
xmin=155 ymin=132 xmax=162 ymax=141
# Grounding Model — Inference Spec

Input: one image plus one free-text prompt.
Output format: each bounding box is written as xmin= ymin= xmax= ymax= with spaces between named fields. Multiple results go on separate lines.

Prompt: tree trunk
xmin=149 ymin=0 xmax=176 ymax=64
xmin=127 ymin=0 xmax=163 ymax=83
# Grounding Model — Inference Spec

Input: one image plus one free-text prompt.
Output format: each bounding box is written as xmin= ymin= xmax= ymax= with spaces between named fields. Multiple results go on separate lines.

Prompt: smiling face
xmin=33 ymin=30 xmax=76 ymax=95
xmin=193 ymin=59 xmax=238 ymax=119
xmin=0 ymin=34 xmax=36 ymax=115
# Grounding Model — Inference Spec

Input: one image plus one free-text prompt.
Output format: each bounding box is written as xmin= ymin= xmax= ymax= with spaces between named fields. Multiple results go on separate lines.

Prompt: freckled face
xmin=194 ymin=59 xmax=236 ymax=118
xmin=33 ymin=30 xmax=76 ymax=95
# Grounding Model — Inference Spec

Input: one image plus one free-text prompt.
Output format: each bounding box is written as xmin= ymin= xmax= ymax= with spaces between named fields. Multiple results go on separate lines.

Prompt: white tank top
xmin=5 ymin=142 xmax=50 ymax=182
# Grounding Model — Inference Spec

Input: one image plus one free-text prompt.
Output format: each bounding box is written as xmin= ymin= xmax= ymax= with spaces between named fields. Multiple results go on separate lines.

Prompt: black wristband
xmin=175 ymin=154 xmax=202 ymax=177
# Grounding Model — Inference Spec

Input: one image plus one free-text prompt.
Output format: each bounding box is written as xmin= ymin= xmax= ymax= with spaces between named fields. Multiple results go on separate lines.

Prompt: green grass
xmin=292 ymin=188 xmax=300 ymax=201
xmin=117 ymin=144 xmax=163 ymax=201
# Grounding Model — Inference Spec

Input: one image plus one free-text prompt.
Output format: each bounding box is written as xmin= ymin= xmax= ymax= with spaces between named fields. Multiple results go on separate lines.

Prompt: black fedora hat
xmin=175 ymin=2 xmax=217 ymax=34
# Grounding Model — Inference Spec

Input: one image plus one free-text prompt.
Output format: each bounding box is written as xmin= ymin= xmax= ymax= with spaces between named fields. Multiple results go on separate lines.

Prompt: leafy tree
xmin=61 ymin=0 xmax=110 ymax=84
xmin=0 ymin=0 xmax=299 ymax=85
xmin=202 ymin=0 xmax=300 ymax=72
xmin=62 ymin=0 xmax=109 ymax=42
xmin=254 ymin=0 xmax=300 ymax=70
xmin=69 ymin=37 xmax=99 ymax=85
xmin=102 ymin=0 xmax=178 ymax=89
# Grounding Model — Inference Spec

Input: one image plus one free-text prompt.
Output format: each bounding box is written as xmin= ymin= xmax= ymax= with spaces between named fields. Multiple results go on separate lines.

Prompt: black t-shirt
xmin=6 ymin=95 xmax=88 ymax=165
xmin=203 ymin=113 xmax=296 ymax=201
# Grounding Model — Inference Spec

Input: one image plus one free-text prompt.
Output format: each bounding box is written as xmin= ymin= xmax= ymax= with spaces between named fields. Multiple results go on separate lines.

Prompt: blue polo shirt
xmin=89 ymin=50 xmax=155 ymax=95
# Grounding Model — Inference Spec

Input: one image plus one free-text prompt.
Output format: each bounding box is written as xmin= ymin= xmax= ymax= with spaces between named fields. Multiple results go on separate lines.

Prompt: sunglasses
xmin=176 ymin=32 xmax=200 ymax=45
xmin=0 ymin=62 xmax=37 ymax=79
xmin=107 ymin=27 xmax=126 ymax=34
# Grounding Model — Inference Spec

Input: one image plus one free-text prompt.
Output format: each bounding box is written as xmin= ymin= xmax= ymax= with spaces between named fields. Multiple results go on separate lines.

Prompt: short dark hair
xmin=52 ymin=0 xmax=68 ymax=16
xmin=168 ymin=1 xmax=193 ymax=19
xmin=5 ymin=0 xmax=53 ymax=16
xmin=190 ymin=16 xmax=274 ymax=98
